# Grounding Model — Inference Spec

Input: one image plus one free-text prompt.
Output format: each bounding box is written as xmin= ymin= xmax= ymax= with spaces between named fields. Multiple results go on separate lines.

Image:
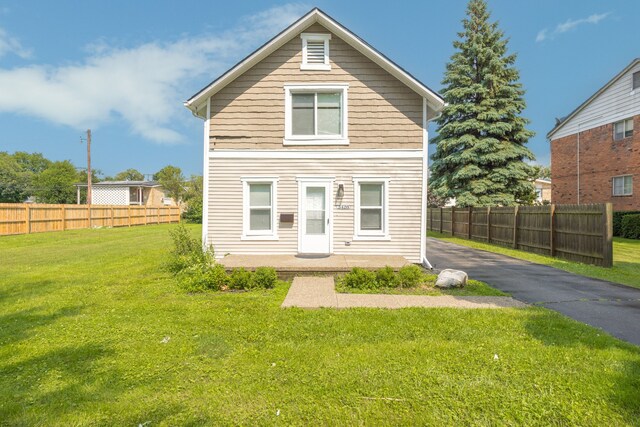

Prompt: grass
xmin=428 ymin=231 xmax=640 ymax=289
xmin=0 ymin=225 xmax=639 ymax=425
xmin=335 ymin=274 xmax=508 ymax=296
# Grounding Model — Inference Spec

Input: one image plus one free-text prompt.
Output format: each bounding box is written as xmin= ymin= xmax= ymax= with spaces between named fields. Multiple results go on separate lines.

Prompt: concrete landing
xmin=281 ymin=276 xmax=527 ymax=309
xmin=220 ymin=254 xmax=411 ymax=273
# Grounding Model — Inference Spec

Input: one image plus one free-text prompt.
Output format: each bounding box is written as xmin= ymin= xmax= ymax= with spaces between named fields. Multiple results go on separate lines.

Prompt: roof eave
xmin=184 ymin=8 xmax=444 ymax=118
xmin=547 ymin=58 xmax=640 ymax=139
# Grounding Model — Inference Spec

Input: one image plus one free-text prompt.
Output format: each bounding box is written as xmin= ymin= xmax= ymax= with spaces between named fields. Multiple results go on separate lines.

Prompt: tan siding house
xmin=185 ymin=8 xmax=444 ymax=264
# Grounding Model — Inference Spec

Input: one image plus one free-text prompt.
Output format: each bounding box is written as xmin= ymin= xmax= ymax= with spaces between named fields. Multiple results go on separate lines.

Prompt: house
xmin=534 ymin=178 xmax=551 ymax=204
xmin=74 ymin=181 xmax=175 ymax=206
xmin=548 ymin=58 xmax=640 ymax=211
xmin=184 ymin=8 xmax=444 ymax=264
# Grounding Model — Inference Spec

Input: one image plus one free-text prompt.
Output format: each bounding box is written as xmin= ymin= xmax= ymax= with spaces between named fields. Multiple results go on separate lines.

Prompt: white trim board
xmin=184 ymin=8 xmax=444 ymax=117
xmin=209 ymin=149 xmax=423 ymax=159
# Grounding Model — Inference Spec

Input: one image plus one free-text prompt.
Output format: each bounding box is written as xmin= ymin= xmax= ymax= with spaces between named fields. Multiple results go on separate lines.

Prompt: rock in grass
xmin=435 ymin=269 xmax=468 ymax=289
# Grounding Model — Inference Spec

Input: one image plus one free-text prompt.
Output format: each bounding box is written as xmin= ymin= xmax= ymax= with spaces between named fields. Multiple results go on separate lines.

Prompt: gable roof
xmin=184 ymin=8 xmax=444 ymax=118
xmin=547 ymin=58 xmax=640 ymax=139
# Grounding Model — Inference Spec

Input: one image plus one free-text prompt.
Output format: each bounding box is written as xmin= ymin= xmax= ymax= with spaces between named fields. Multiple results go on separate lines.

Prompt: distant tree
xmin=114 ymin=168 xmax=144 ymax=181
xmin=77 ymin=168 xmax=103 ymax=184
xmin=154 ymin=165 xmax=186 ymax=202
xmin=182 ymin=175 xmax=203 ymax=223
xmin=0 ymin=152 xmax=31 ymax=202
xmin=533 ymin=165 xmax=551 ymax=180
xmin=427 ymin=184 xmax=449 ymax=208
xmin=13 ymin=152 xmax=52 ymax=174
xmin=430 ymin=0 xmax=536 ymax=207
xmin=33 ymin=160 xmax=80 ymax=204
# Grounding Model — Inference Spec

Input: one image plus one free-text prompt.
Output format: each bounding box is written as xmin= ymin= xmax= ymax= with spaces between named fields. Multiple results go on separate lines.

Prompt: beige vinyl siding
xmin=552 ymin=61 xmax=640 ymax=140
xmin=207 ymin=156 xmax=423 ymax=262
xmin=209 ymin=23 xmax=425 ymax=150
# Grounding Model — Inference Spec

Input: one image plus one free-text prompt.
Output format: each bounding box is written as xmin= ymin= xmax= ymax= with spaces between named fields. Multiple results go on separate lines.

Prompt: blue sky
xmin=0 ymin=0 xmax=638 ymax=177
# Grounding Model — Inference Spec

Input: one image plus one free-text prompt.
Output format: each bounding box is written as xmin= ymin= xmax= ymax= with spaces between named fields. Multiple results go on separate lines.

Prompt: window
xmin=241 ymin=177 xmax=278 ymax=239
xmin=300 ymin=33 xmax=331 ymax=70
xmin=284 ymin=84 xmax=349 ymax=145
xmin=613 ymin=175 xmax=633 ymax=196
xmin=633 ymin=71 xmax=640 ymax=90
xmin=614 ymin=118 xmax=633 ymax=140
xmin=353 ymin=177 xmax=389 ymax=240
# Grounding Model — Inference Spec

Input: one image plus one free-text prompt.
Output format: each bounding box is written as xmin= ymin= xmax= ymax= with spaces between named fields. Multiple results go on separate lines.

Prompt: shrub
xmin=251 ymin=267 xmax=278 ymax=289
xmin=397 ymin=265 xmax=424 ymax=288
xmin=375 ymin=266 xmax=398 ymax=288
xmin=340 ymin=267 xmax=377 ymax=289
xmin=176 ymin=263 xmax=229 ymax=293
xmin=229 ymin=268 xmax=253 ymax=290
xmin=613 ymin=211 xmax=640 ymax=236
xmin=166 ymin=224 xmax=212 ymax=274
xmin=621 ymin=214 xmax=640 ymax=239
xmin=182 ymin=197 xmax=203 ymax=224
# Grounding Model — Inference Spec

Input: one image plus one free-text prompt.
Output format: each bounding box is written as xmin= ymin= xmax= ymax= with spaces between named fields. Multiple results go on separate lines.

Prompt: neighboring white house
xmin=184 ymin=8 xmax=444 ymax=264
xmin=74 ymin=181 xmax=175 ymax=206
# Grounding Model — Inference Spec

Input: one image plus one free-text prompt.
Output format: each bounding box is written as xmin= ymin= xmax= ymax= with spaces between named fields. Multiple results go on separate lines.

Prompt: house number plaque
xmin=336 ymin=204 xmax=351 ymax=210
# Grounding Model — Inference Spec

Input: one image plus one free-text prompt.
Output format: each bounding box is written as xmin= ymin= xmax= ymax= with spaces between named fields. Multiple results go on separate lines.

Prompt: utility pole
xmin=87 ymin=129 xmax=92 ymax=205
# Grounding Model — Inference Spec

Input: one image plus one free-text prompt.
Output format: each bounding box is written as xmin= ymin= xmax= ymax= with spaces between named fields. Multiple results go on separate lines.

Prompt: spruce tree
xmin=430 ymin=0 xmax=536 ymax=207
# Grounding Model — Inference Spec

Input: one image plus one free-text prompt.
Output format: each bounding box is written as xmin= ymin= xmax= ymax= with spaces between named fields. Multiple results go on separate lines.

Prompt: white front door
xmin=299 ymin=181 xmax=332 ymax=254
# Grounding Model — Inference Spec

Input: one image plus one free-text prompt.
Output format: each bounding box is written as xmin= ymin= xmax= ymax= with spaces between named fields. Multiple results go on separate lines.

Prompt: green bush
xmin=621 ymin=214 xmax=640 ymax=239
xmin=375 ymin=266 xmax=398 ymax=288
xmin=613 ymin=211 xmax=640 ymax=236
xmin=166 ymin=224 xmax=212 ymax=274
xmin=251 ymin=267 xmax=278 ymax=289
xmin=176 ymin=263 xmax=229 ymax=293
xmin=182 ymin=197 xmax=203 ymax=224
xmin=229 ymin=268 xmax=253 ymax=290
xmin=397 ymin=265 xmax=424 ymax=288
xmin=340 ymin=267 xmax=377 ymax=289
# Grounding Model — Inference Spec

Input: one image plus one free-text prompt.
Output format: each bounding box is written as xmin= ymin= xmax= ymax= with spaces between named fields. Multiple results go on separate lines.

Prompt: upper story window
xmin=284 ymin=84 xmax=349 ymax=145
xmin=613 ymin=118 xmax=633 ymax=141
xmin=612 ymin=175 xmax=633 ymax=197
xmin=300 ymin=33 xmax=331 ymax=71
xmin=633 ymin=71 xmax=640 ymax=90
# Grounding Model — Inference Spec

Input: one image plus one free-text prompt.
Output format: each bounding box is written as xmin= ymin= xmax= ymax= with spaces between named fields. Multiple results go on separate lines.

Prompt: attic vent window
xmin=301 ymin=33 xmax=331 ymax=71
xmin=633 ymin=71 xmax=640 ymax=90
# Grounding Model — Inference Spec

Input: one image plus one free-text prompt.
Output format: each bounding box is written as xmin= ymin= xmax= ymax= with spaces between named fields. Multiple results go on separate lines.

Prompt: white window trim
xmin=352 ymin=177 xmax=390 ymax=241
xmin=613 ymin=118 xmax=633 ymax=141
xmin=612 ymin=175 xmax=633 ymax=197
xmin=241 ymin=177 xmax=279 ymax=240
xmin=283 ymin=84 xmax=349 ymax=146
xmin=300 ymin=33 xmax=331 ymax=71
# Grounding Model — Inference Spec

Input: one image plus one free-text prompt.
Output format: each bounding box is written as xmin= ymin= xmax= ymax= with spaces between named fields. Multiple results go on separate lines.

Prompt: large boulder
xmin=435 ymin=269 xmax=468 ymax=289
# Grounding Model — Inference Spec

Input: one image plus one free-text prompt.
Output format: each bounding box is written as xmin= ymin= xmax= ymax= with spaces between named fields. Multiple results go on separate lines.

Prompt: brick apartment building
xmin=548 ymin=58 xmax=640 ymax=211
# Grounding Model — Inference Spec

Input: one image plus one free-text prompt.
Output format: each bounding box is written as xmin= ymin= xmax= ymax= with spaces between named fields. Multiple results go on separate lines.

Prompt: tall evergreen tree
xmin=430 ymin=0 xmax=536 ymax=207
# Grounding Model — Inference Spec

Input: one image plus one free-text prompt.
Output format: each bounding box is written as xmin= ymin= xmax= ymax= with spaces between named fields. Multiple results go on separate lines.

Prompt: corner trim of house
xmin=202 ymin=97 xmax=211 ymax=248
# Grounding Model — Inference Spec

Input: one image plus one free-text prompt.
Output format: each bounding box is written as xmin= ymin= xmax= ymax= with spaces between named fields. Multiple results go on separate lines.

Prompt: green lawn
xmin=428 ymin=231 xmax=640 ymax=289
xmin=1 ymin=225 xmax=639 ymax=425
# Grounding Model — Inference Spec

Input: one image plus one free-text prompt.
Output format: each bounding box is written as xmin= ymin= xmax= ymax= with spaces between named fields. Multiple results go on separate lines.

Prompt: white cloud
xmin=0 ymin=4 xmax=307 ymax=144
xmin=536 ymin=12 xmax=610 ymax=42
xmin=0 ymin=27 xmax=31 ymax=58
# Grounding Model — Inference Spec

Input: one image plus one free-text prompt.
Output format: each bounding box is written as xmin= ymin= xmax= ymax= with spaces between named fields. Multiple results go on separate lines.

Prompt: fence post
xmin=439 ymin=207 xmax=443 ymax=234
xmin=25 ymin=204 xmax=31 ymax=234
xmin=451 ymin=206 xmax=456 ymax=237
xmin=487 ymin=206 xmax=491 ymax=243
xmin=468 ymin=206 xmax=473 ymax=240
xmin=88 ymin=205 xmax=91 ymax=228
xmin=62 ymin=205 xmax=66 ymax=231
xmin=550 ymin=204 xmax=556 ymax=257
xmin=144 ymin=206 xmax=147 ymax=225
xmin=157 ymin=208 xmax=160 ymax=224
xmin=128 ymin=206 xmax=131 ymax=227
xmin=602 ymin=203 xmax=613 ymax=267
xmin=111 ymin=207 xmax=114 ymax=227
xmin=512 ymin=205 xmax=519 ymax=249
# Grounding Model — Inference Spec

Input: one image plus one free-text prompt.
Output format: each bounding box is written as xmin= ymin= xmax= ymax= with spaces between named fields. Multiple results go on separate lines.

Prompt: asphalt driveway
xmin=426 ymin=237 xmax=640 ymax=346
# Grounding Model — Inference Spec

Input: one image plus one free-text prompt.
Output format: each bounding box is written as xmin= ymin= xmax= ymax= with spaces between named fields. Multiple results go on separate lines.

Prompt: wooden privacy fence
xmin=428 ymin=204 xmax=613 ymax=267
xmin=0 ymin=203 xmax=181 ymax=236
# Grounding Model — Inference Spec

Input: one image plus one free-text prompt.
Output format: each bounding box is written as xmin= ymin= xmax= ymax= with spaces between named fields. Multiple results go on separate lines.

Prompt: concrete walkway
xmin=426 ymin=237 xmax=640 ymax=346
xmin=281 ymin=276 xmax=526 ymax=309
